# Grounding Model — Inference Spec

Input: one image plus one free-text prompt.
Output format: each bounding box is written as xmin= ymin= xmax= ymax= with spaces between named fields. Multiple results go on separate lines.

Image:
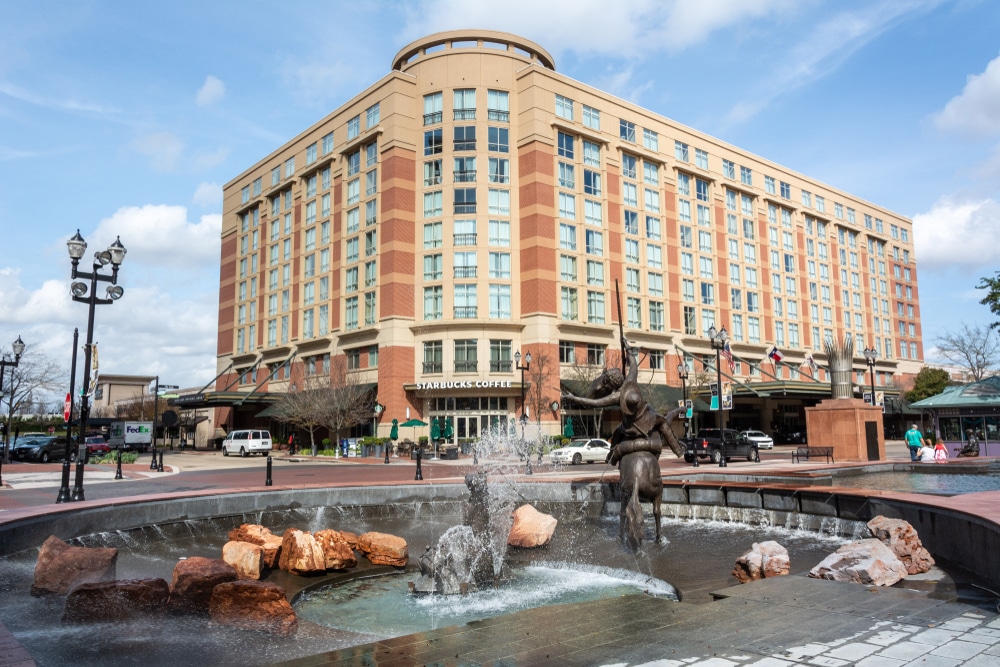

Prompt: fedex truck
xmin=109 ymin=421 xmax=153 ymax=452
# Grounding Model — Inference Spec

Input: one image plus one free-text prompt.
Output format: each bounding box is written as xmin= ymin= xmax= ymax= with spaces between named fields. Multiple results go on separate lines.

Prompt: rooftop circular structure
xmin=392 ymin=29 xmax=556 ymax=72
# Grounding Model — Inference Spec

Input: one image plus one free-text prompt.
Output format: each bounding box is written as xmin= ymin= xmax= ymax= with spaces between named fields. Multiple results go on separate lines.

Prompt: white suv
xmin=222 ymin=430 xmax=273 ymax=457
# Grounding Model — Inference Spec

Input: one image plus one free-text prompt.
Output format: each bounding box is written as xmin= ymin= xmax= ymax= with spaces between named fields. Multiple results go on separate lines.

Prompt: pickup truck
xmin=680 ymin=428 xmax=759 ymax=464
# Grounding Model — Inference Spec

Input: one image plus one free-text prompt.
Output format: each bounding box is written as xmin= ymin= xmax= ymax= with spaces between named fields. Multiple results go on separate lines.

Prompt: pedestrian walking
xmin=904 ymin=424 xmax=924 ymax=462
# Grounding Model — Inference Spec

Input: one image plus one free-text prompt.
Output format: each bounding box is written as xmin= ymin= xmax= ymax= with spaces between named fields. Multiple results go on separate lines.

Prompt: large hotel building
xmin=209 ymin=30 xmax=922 ymax=443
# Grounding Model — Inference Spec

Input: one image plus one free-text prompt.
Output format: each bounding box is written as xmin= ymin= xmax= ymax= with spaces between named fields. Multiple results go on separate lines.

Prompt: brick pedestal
xmin=804 ymin=398 xmax=884 ymax=462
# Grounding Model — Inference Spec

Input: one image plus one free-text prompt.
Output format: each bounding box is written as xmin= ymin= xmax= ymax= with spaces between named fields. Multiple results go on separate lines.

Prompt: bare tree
xmin=271 ymin=376 xmax=331 ymax=454
xmin=2 ymin=344 xmax=65 ymax=461
xmin=319 ymin=358 xmax=375 ymax=456
xmin=935 ymin=323 xmax=1000 ymax=382
xmin=525 ymin=350 xmax=558 ymax=431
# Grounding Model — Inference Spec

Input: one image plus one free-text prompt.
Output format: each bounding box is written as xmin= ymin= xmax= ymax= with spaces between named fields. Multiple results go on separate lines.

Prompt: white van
xmin=222 ymin=430 xmax=273 ymax=457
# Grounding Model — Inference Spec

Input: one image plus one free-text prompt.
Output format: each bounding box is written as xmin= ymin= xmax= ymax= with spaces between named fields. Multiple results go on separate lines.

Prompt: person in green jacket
xmin=904 ymin=424 xmax=925 ymax=462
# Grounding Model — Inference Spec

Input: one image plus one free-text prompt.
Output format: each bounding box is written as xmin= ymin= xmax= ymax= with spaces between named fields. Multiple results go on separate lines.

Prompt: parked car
xmin=679 ymin=429 xmax=759 ymax=464
xmin=740 ymin=430 xmax=774 ymax=450
xmin=774 ymin=429 xmax=807 ymax=445
xmin=85 ymin=435 xmax=110 ymax=458
xmin=9 ymin=436 xmax=78 ymax=463
xmin=549 ymin=438 xmax=611 ymax=465
xmin=221 ymin=430 xmax=273 ymax=457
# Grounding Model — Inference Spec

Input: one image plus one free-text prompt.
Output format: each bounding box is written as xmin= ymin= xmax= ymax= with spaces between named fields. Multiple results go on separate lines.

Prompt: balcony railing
xmin=454 ymin=360 xmax=478 ymax=372
xmin=454 ymin=170 xmax=477 ymax=182
xmin=454 ymin=204 xmax=477 ymax=214
xmin=487 ymin=110 xmax=509 ymax=122
xmin=453 ymin=109 xmax=476 ymax=121
xmin=423 ymin=361 xmax=443 ymax=373
xmin=490 ymin=360 xmax=512 ymax=372
xmin=454 ymin=307 xmax=477 ymax=319
xmin=423 ymin=112 xmax=442 ymax=125
xmin=453 ymin=233 xmax=477 ymax=246
xmin=454 ymin=267 xmax=477 ymax=278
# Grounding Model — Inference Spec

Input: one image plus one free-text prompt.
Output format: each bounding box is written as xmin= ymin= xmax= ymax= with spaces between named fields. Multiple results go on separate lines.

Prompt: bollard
xmin=157 ymin=450 xmax=164 ymax=473
xmin=692 ymin=455 xmax=699 ymax=467
xmin=415 ymin=447 xmax=423 ymax=481
xmin=265 ymin=456 xmax=273 ymax=486
xmin=149 ymin=446 xmax=158 ymax=471
xmin=56 ymin=460 xmax=72 ymax=503
xmin=384 ymin=445 xmax=390 ymax=464
xmin=114 ymin=448 xmax=123 ymax=480
xmin=71 ymin=446 xmax=86 ymax=502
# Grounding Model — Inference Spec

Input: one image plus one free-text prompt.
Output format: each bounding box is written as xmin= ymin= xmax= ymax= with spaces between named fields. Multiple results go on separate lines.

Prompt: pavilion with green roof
xmin=910 ymin=375 xmax=1000 ymax=457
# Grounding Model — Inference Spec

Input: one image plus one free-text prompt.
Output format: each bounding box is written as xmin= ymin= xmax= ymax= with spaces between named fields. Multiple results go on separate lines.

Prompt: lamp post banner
xmin=87 ymin=343 xmax=99 ymax=397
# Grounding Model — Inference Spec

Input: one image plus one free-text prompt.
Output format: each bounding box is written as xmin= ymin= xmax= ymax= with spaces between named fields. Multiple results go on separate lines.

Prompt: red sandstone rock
xmin=808 ymin=538 xmax=908 ymax=586
xmin=337 ymin=530 xmax=359 ymax=550
xmin=356 ymin=531 xmax=408 ymax=567
xmin=507 ymin=504 xmax=558 ymax=548
xmin=32 ymin=535 xmax=118 ymax=596
xmin=866 ymin=516 xmax=935 ymax=575
xmin=227 ymin=524 xmax=282 ymax=568
xmin=209 ymin=580 xmax=297 ymax=637
xmin=62 ymin=578 xmax=169 ymax=622
xmin=732 ymin=541 xmax=790 ymax=583
xmin=168 ymin=557 xmax=238 ymax=614
xmin=314 ymin=529 xmax=358 ymax=570
xmin=278 ymin=529 xmax=326 ymax=575
xmin=222 ymin=541 xmax=264 ymax=580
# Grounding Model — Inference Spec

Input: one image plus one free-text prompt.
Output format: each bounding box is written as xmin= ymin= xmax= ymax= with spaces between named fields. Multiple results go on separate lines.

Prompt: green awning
xmin=910 ymin=376 xmax=1000 ymax=409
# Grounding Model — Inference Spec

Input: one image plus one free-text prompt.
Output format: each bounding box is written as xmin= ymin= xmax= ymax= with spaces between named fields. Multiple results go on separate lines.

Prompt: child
xmin=933 ymin=441 xmax=948 ymax=463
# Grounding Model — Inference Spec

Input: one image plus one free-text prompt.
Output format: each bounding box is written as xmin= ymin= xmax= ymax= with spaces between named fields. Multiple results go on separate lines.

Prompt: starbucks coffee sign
xmin=414 ymin=380 xmax=515 ymax=391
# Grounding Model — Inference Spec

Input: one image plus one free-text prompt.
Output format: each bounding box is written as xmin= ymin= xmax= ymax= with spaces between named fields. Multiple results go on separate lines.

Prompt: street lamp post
xmin=66 ymin=230 xmax=127 ymax=502
xmin=514 ymin=350 xmax=532 ymax=475
xmin=863 ymin=345 xmax=877 ymax=407
xmin=0 ymin=336 xmax=26 ymax=478
xmin=708 ymin=325 xmax=729 ymax=468
xmin=677 ymin=362 xmax=690 ymax=438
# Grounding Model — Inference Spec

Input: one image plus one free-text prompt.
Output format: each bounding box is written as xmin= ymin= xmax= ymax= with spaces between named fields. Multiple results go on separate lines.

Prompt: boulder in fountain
xmin=209 ymin=580 xmax=297 ymax=637
xmin=278 ymin=529 xmax=327 ymax=575
xmin=62 ymin=578 xmax=169 ymax=622
xmin=222 ymin=541 xmax=264 ymax=580
xmin=732 ymin=541 xmax=790 ymax=583
xmin=507 ymin=504 xmax=557 ymax=548
xmin=32 ymin=535 xmax=118 ymax=596
xmin=808 ymin=538 xmax=908 ymax=586
xmin=168 ymin=557 xmax=238 ymax=614
xmin=866 ymin=516 xmax=935 ymax=575
xmin=228 ymin=524 xmax=283 ymax=568
xmin=357 ymin=531 xmax=408 ymax=567
xmin=314 ymin=529 xmax=358 ymax=570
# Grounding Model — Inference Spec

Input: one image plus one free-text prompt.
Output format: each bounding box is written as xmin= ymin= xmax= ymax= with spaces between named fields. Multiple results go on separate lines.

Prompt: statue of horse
xmin=618 ymin=449 xmax=664 ymax=547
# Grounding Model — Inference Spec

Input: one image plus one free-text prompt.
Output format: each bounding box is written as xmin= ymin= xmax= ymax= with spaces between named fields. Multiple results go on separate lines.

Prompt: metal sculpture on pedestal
xmin=825 ymin=335 xmax=855 ymax=399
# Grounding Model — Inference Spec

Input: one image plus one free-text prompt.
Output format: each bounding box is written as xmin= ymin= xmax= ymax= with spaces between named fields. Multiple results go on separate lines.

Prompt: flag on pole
xmin=721 ymin=340 xmax=735 ymax=373
xmin=768 ymin=346 xmax=784 ymax=363
xmin=804 ymin=353 xmax=819 ymax=374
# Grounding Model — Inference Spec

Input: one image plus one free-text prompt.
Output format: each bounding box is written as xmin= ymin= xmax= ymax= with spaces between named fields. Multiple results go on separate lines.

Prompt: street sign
xmin=63 ymin=393 xmax=71 ymax=422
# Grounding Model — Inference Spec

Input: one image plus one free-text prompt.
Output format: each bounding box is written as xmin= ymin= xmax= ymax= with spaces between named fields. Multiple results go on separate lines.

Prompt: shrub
xmin=93 ymin=452 xmax=138 ymax=465
xmin=316 ymin=449 xmax=339 ymax=457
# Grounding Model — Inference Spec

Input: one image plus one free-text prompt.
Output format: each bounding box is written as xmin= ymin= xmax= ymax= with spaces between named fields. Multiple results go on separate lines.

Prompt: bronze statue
xmin=563 ymin=337 xmax=684 ymax=546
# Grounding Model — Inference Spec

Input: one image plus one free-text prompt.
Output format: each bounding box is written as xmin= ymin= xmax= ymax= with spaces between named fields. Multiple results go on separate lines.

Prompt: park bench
xmin=791 ymin=446 xmax=834 ymax=463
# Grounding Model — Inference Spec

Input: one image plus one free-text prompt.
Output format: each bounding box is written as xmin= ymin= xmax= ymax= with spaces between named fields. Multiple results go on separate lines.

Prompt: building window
xmin=675 ymin=141 xmax=689 ymax=162
xmin=454 ymin=284 xmax=477 ymax=318
xmin=488 ymin=157 xmax=509 ymax=184
xmin=424 ymin=92 xmax=443 ymax=125
xmin=696 ymin=148 xmax=709 ymax=169
xmin=489 ymin=252 xmax=511 ymax=279
xmin=424 ymin=129 xmax=443 ymax=155
xmin=722 ymin=159 xmax=735 ymax=179
xmin=366 ymin=102 xmax=380 ymax=128
xmin=489 ymin=219 xmax=510 ymax=246
xmin=345 ymin=296 xmax=359 ymax=330
xmin=322 ymin=132 xmax=334 ymax=155
xmin=583 ymin=140 xmax=600 ymax=166
xmin=424 ymin=159 xmax=442 ymax=186
xmin=584 ymin=169 xmax=601 ymax=195
xmin=454 ymin=126 xmax=476 ymax=151
xmin=453 ymin=89 xmax=476 ymax=120
xmin=489 ymin=284 xmax=511 ymax=319
xmin=585 ymin=229 xmax=603 ymax=255
xmin=561 ymin=286 xmax=578 ymax=320
xmin=683 ymin=306 xmax=696 ymax=335
xmin=347 ymin=116 xmax=360 ymax=141
xmin=740 ymin=166 xmax=752 ymax=186
xmin=487 ymin=89 xmax=508 ymax=122
xmin=620 ymin=120 xmax=635 ymax=142
xmin=642 ymin=128 xmax=658 ymax=151
xmin=559 ymin=341 xmax=576 ymax=363
xmin=561 ymin=254 xmax=577 ymax=281
xmin=423 ymin=341 xmax=443 ymax=373
xmin=489 ymin=339 xmax=513 ymax=372
xmin=558 ymin=162 xmax=575 ymax=188
xmin=587 ymin=291 xmax=605 ymax=323
xmin=424 ymin=191 xmax=443 ymax=217
xmin=454 ymin=251 xmax=477 ymax=278
xmin=454 ymin=156 xmax=476 ymax=182
xmin=423 ymin=254 xmax=442 ymax=281
xmin=583 ymin=105 xmax=600 ymax=130
xmin=454 ymin=339 xmax=478 ymax=372
xmin=557 ymin=131 xmax=574 ymax=158
xmin=780 ymin=181 xmax=791 ymax=199
xmin=488 ymin=127 xmax=509 ymax=152
xmin=424 ymin=286 xmax=443 ymax=320
xmin=559 ymin=223 xmax=576 ymax=250
xmin=555 ymin=94 xmax=574 ymax=120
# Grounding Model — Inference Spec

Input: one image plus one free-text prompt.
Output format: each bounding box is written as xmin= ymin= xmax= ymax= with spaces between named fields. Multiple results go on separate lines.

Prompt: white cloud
xmin=88 ymin=205 xmax=221 ymax=270
xmin=193 ymin=182 xmax=222 ymax=209
xmin=196 ymin=75 xmax=226 ymax=106
xmin=131 ymin=131 xmax=184 ymax=172
xmin=933 ymin=52 xmax=1000 ymax=138
xmin=0 ymin=81 xmax=119 ymax=115
xmin=913 ymin=196 xmax=1000 ymax=270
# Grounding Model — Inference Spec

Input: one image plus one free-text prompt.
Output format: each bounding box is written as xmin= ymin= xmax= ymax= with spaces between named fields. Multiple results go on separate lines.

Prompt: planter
xmin=445 ymin=447 xmax=459 ymax=460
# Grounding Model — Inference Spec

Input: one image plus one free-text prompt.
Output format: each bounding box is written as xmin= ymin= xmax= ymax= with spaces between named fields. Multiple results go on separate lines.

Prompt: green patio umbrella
xmin=563 ymin=420 xmax=575 ymax=438
xmin=443 ymin=417 xmax=453 ymax=440
xmin=390 ymin=418 xmax=399 ymax=441
xmin=430 ymin=418 xmax=441 ymax=441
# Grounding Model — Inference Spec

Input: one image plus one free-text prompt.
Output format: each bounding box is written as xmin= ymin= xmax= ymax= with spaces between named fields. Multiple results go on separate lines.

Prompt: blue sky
xmin=1 ymin=0 xmax=998 ymax=399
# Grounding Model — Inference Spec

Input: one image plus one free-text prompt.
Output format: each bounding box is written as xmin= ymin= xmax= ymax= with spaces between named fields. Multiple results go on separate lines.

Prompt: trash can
xmin=445 ymin=447 xmax=458 ymax=460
